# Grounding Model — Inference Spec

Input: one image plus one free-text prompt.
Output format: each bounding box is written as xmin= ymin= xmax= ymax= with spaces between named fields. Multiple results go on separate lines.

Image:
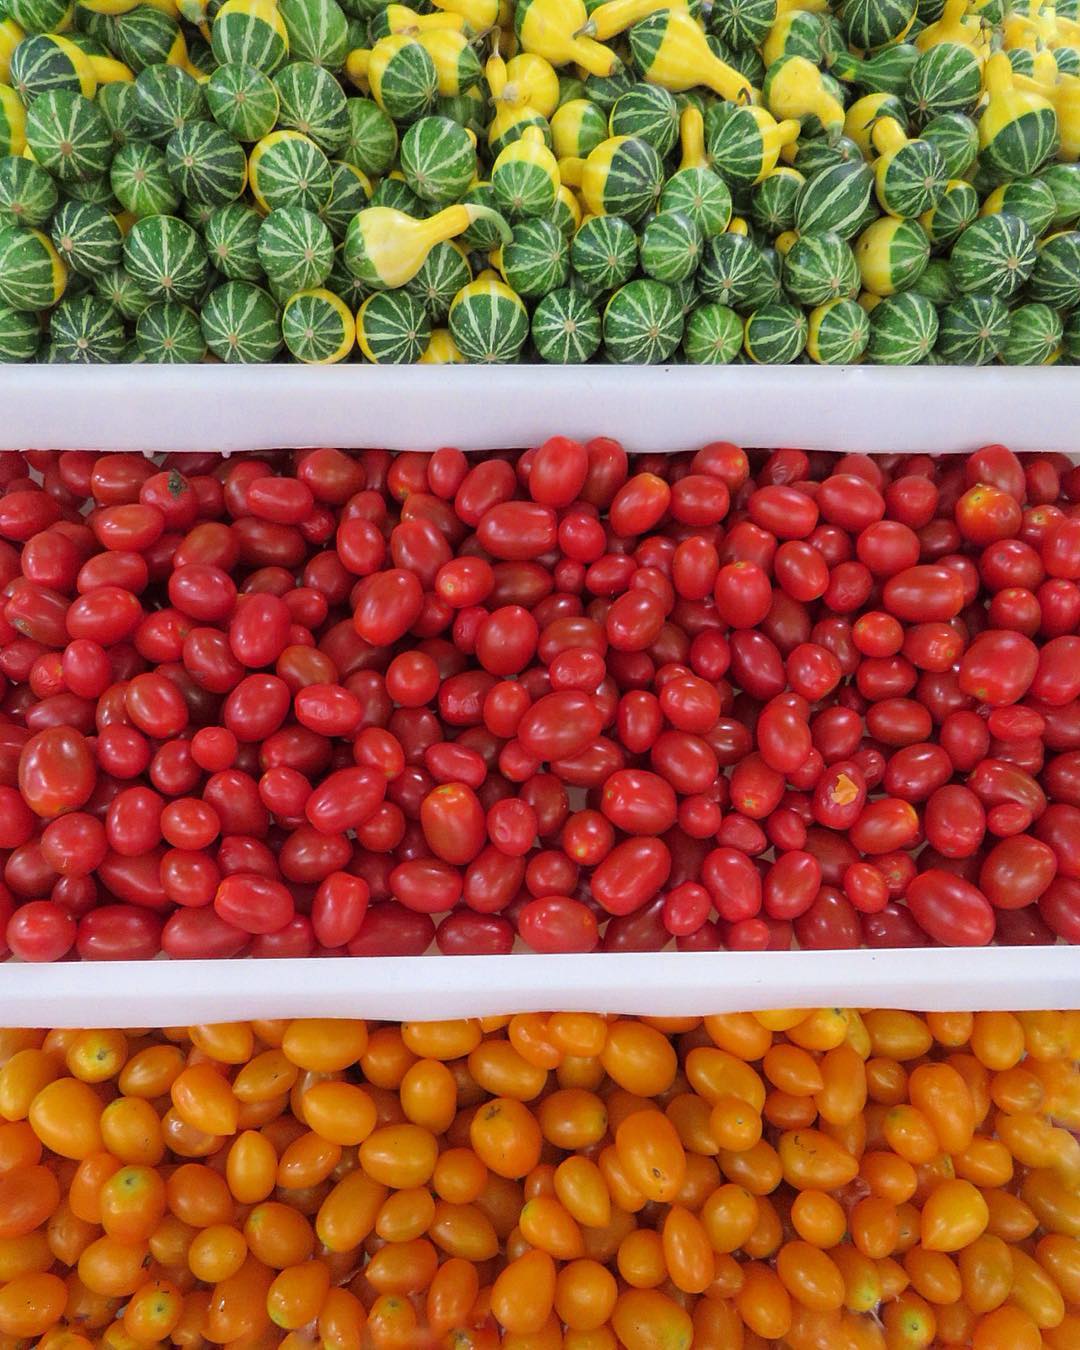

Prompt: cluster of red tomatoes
xmin=1 ymin=439 xmax=1079 ymax=960
xmin=0 ymin=1008 xmax=1077 ymax=1350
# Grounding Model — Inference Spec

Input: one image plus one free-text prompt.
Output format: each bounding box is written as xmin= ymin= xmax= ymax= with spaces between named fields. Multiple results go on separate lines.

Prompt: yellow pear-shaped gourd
xmin=775 ymin=0 xmax=830 ymax=14
xmin=551 ymin=98 xmax=601 ymax=157
xmin=1049 ymin=72 xmax=1080 ymax=159
xmin=1 ymin=19 xmax=25 ymax=83
xmin=765 ymin=55 xmax=844 ymax=137
xmin=419 ymin=328 xmax=467 ymax=362
xmin=633 ymin=9 xmax=756 ymax=101
xmin=487 ymin=101 xmax=548 ymax=153
xmin=492 ymin=52 xmax=561 ymax=115
xmin=492 ymin=122 xmax=562 ymax=203
xmin=753 ymin=107 xmax=801 ymax=180
xmin=678 ymin=105 xmax=709 ymax=170
xmin=583 ymin=0 xmax=690 ymax=43
xmin=385 ymin=4 xmax=466 ymax=33
xmin=428 ymin=0 xmax=500 ymax=33
xmin=915 ymin=0 xmax=990 ymax=56
xmin=844 ymin=92 xmax=900 ymax=156
xmin=978 ymin=50 xmax=1058 ymax=161
xmin=515 ymin=0 xmax=620 ymax=75
xmin=345 ymin=203 xmax=510 ymax=289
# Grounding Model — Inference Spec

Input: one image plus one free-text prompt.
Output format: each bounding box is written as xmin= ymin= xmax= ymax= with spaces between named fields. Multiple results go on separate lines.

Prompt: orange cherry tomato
xmin=615 ymin=1109 xmax=687 ymax=1204
xmin=491 ymin=1249 xmax=556 ymax=1335
xmin=778 ymin=1129 xmax=858 ymax=1190
xmin=736 ymin=1260 xmax=792 ymax=1340
xmin=612 ymin=1287 xmax=693 ymax=1350
xmin=972 ymin=1304 xmax=1042 ymax=1350
xmin=170 ymin=1063 xmax=239 ymax=1137
xmin=99 ymin=1165 xmax=167 ymax=1243
xmin=122 ymin=1277 xmax=183 ymax=1343
xmin=958 ymin=1233 xmax=1013 ymax=1314
xmin=0 ymin=1271 xmax=68 ymax=1338
xmin=600 ymin=1021 xmax=677 ymax=1097
xmin=554 ymin=1258 xmax=617 ymax=1332
xmin=470 ymin=1098 xmax=542 ymax=1179
xmin=791 ymin=1190 xmax=847 ymax=1247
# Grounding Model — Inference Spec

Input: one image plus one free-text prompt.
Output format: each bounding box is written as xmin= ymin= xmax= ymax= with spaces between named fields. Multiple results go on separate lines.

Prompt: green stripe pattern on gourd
xmin=207 ymin=63 xmax=281 ymax=142
xmin=709 ymin=0 xmax=776 ymax=51
xmin=340 ymin=98 xmax=397 ymax=175
xmin=251 ymin=131 xmax=332 ymax=211
xmin=1026 ymin=231 xmax=1080 ymax=310
xmin=1040 ymin=164 xmax=1080 ymax=228
xmin=744 ymin=298 xmax=807 ymax=362
xmin=26 ymin=90 xmax=114 ymax=183
xmin=840 ymin=0 xmax=915 ymax=50
xmin=906 ymin=44 xmax=982 ymax=123
xmin=274 ymin=60 xmax=349 ymax=150
xmin=0 ymin=303 xmax=41 ymax=362
xmin=949 ymin=212 xmax=1036 ymax=300
xmin=639 ymin=209 xmax=702 ymax=284
xmin=200 ymin=278 xmax=283 ymax=361
xmin=448 ymin=275 xmax=528 ymax=363
xmin=551 ymin=99 xmax=606 ymax=160
xmin=460 ymin=183 xmax=504 ymax=249
xmin=0 ymin=156 xmax=58 ymax=229
xmin=493 ymin=153 xmax=557 ymax=221
xmin=807 ymin=296 xmax=869 ymax=363
xmin=111 ymin=141 xmax=181 ymax=217
xmin=94 ymin=264 xmax=153 ymax=320
xmin=585 ymin=136 xmax=662 ymax=224
xmin=166 ymin=122 xmax=248 ymax=205
xmin=697 ymin=232 xmax=771 ymax=312
xmin=983 ymin=178 xmax=1057 ymax=235
xmin=706 ymin=105 xmax=768 ymax=187
xmin=403 ymin=239 xmax=471 ymax=320
xmin=7 ymin=0 xmax=75 ymax=35
xmin=48 ymin=293 xmax=126 ymax=362
xmin=49 ymin=199 xmax=123 ymax=276
xmin=373 ymin=41 xmax=438 ymax=122
xmin=256 ymin=204 xmax=333 ymax=291
xmin=123 ymin=212 xmax=209 ymax=301
xmin=8 ymin=34 xmax=89 ymax=104
xmin=867 ymin=290 xmax=939 ymax=363
xmin=683 ymin=300 xmax=742 ymax=363
xmin=921 ymin=113 xmax=978 ymax=179
xmin=751 ymin=169 xmax=802 ymax=234
xmin=400 ymin=115 xmax=475 ymax=205
xmin=98 ymin=81 xmax=143 ymax=147
xmin=531 ymin=285 xmax=601 ymax=362
xmin=935 ymin=293 xmax=1009 ymax=364
xmin=1062 ymin=309 xmax=1080 ymax=360
xmin=1001 ymin=302 xmax=1063 ymax=366
xmin=204 ymin=202 xmax=264 ymax=280
xmin=660 ymin=166 xmax=731 ymax=238
xmin=875 ymin=135 xmax=946 ymax=220
xmin=920 ymin=178 xmax=977 ymax=246
xmin=981 ymin=97 xmax=1059 ymax=180
xmin=114 ymin=9 xmax=180 ymax=72
xmin=278 ymin=0 xmax=349 ymax=70
xmin=794 ymin=160 xmax=874 ymax=239
xmin=856 ymin=216 xmax=929 ymax=294
xmin=570 ymin=213 xmax=637 ymax=292
xmin=134 ymin=66 xmax=208 ymax=145
xmin=211 ymin=8 xmax=288 ymax=75
xmin=136 ymin=300 xmax=208 ymax=362
xmin=322 ymin=160 xmax=370 ymax=237
xmin=357 ymin=287 xmax=429 ymax=362
xmin=282 ymin=287 xmax=354 ymax=362
xmin=782 ymin=231 xmax=860 ymax=306
xmin=609 ymin=84 xmax=679 ymax=158
xmin=500 ymin=217 xmax=568 ymax=298
xmin=793 ymin=135 xmax=860 ymax=177
xmin=0 ymin=224 xmax=66 ymax=310
xmin=325 ymin=245 xmax=367 ymax=309
xmin=602 ymin=278 xmax=683 ymax=364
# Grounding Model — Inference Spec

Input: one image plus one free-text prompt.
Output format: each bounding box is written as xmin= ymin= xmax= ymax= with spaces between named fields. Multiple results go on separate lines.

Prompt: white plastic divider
xmin=3 ymin=948 xmax=1077 ymax=1026
xmin=3 ymin=365 xmax=1080 ymax=454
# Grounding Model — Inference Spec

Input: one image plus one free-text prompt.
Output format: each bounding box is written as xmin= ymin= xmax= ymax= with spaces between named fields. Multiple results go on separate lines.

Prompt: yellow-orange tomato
xmin=908 ymin=1062 xmax=974 ymax=1154
xmin=282 ymin=1020 xmax=368 ymax=1073
xmin=467 ymin=1040 xmax=548 ymax=1102
xmin=299 ymin=1081 xmax=376 ymax=1146
xmin=276 ymin=1129 xmax=341 ymax=1189
xmin=700 ymin=1184 xmax=757 ymax=1253
xmin=685 ymin=1047 xmax=766 ymax=1112
xmin=970 ymin=1012 xmax=1025 ymax=1071
xmin=0 ymin=1049 xmax=62 ymax=1122
xmin=0 ymin=1271 xmax=68 ymax=1338
xmin=399 ymin=1059 xmax=457 ymax=1134
xmin=617 ymin=1228 xmax=666 ymax=1289
xmin=554 ymin=1156 xmax=610 ymax=1230
xmin=882 ymin=1291 xmax=936 ymax=1347
xmin=117 ymin=1045 xmax=184 ymax=1099
xmin=28 ymin=1080 xmax=103 ymax=1160
xmin=778 ymin=1129 xmax=858 ymax=1190
xmin=508 ymin=1013 xmax=563 ymax=1070
xmin=776 ymin=1240 xmax=845 ymax=1312
xmin=791 ymin=1189 xmax=847 ymax=1248
xmin=554 ymin=1258 xmax=617 ymax=1332
xmin=189 ymin=1023 xmax=254 ymax=1066
xmin=954 ymin=1136 xmax=1014 ymax=1188
xmin=316 ymin=1170 xmax=387 ymax=1253
xmin=99 ymin=1165 xmax=167 ymax=1243
xmin=99 ymin=1097 xmax=164 ymax=1168
xmin=470 ymin=1098 xmax=542 ymax=1179
xmin=1021 ymin=1167 xmax=1080 ymax=1237
xmin=921 ymin=1179 xmax=989 ymax=1252
xmin=547 ymin=1013 xmax=608 ymax=1059
xmin=736 ymin=1260 xmax=792 ymax=1340
xmin=492 ymin=1248 xmax=556 ymax=1335
xmin=703 ymin=1013 xmax=772 ymax=1062
xmin=1036 ymin=1234 xmax=1080 ymax=1303
xmin=243 ymin=1202 xmax=315 ymax=1270
xmin=972 ymin=1304 xmax=1042 ymax=1350
xmin=882 ymin=1104 xmax=939 ymax=1164
xmin=537 ymin=1088 xmax=607 ymax=1150
xmin=1009 ymin=1246 xmax=1066 ymax=1329
xmin=267 ymin=1260 xmax=331 ymax=1329
xmin=662 ymin=1205 xmax=713 ymax=1295
xmin=122 ymin=1277 xmax=183 ymax=1343
xmin=233 ymin=1049 xmax=298 ymax=1104
xmin=600 ymin=1021 xmax=677 ymax=1097
xmin=401 ymin=1019 xmax=482 ymax=1061
xmin=903 ymin=1244 xmax=962 ymax=1305
xmin=65 ymin=1031 xmax=128 ymax=1084
xmin=612 ymin=1287 xmax=693 ymax=1350
xmin=519 ymin=1194 xmax=584 ymax=1260
xmin=77 ymin=1235 xmax=150 ymax=1298
xmin=708 ymin=1096 xmax=762 ymax=1153
xmin=170 ymin=1063 xmax=238 ymax=1138
xmin=359 ymin=1123 xmax=437 ymax=1189
xmin=1 ymin=1229 xmax=54 ymax=1280
xmin=615 ymin=1109 xmax=686 ymax=1204
xmin=205 ymin=1255 xmax=273 ymax=1344
xmin=318 ymin=1286 xmax=366 ymax=1350
xmin=831 ymin=1245 xmax=881 ymax=1314
xmin=187 ymin=1225 xmax=248 ymax=1284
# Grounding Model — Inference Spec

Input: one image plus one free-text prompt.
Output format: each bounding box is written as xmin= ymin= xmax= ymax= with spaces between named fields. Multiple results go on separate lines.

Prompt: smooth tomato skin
xmin=979 ymin=836 xmax=1057 ymax=909
xmin=906 ymin=870 xmax=995 ymax=946
xmin=353 ymin=569 xmax=424 ymax=646
xmin=517 ymin=692 xmax=604 ymax=763
xmin=213 ymin=874 xmax=294 ymax=935
xmin=347 ymin=902 xmax=436 ymax=955
xmin=592 ymin=838 xmax=672 ymax=916
xmin=958 ymin=630 xmax=1039 ymax=707
xmin=5 ymin=901 xmax=77 ymax=962
xmin=18 ymin=727 xmax=96 ymax=819
xmin=600 ymin=769 xmax=677 ymax=836
xmin=305 ymin=767 xmax=386 ymax=835
xmin=312 ymin=872 xmax=370 ymax=949
xmin=161 ymin=906 xmax=249 ymax=959
xmin=883 ymin=566 xmax=966 ymax=622
xmin=420 ymin=782 xmax=486 ymax=865
xmin=75 ymin=905 xmax=163 ymax=960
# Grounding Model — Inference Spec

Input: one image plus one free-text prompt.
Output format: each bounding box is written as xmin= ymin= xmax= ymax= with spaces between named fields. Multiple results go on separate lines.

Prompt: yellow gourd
xmin=419 ymin=329 xmax=467 ymax=363
xmin=384 ymin=4 xmax=466 ymax=33
xmin=515 ymin=0 xmax=619 ymax=76
xmin=915 ymin=0 xmax=991 ymax=58
xmin=978 ymin=50 xmax=1057 ymax=157
xmin=728 ymin=215 xmax=749 ymax=235
xmin=0 ymin=85 xmax=26 ymax=157
xmin=1002 ymin=0 xmax=1058 ymax=49
xmin=764 ymin=55 xmax=844 ymax=138
xmin=79 ymin=0 xmax=177 ymax=13
xmin=556 ymin=181 xmax=582 ymax=230
xmin=347 ymin=203 xmax=510 ymax=289
xmin=633 ymin=9 xmax=756 ymax=102
xmin=775 ymin=0 xmax=830 ymax=14
xmin=557 ymin=154 xmax=585 ymax=186
xmin=88 ymin=54 xmax=136 ymax=85
xmin=677 ymin=105 xmax=708 ymax=170
xmin=489 ymin=52 xmax=560 ymax=115
xmin=762 ymin=11 xmax=815 ymax=68
xmin=582 ymin=0 xmax=690 ymax=43
xmin=774 ymin=229 xmax=798 ymax=254
xmin=487 ymin=101 xmax=548 ymax=153
xmin=0 ymin=18 xmax=24 ymax=84
xmin=1037 ymin=71 xmax=1080 ymax=160
xmin=492 ymin=122 xmax=561 ymax=198
xmin=428 ymin=0 xmax=501 ymax=33
xmin=844 ymin=93 xmax=900 ymax=156
xmin=418 ymin=29 xmax=481 ymax=96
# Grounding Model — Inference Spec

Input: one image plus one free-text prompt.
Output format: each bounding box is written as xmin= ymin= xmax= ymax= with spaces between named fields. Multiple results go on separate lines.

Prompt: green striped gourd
xmin=0 ymin=303 xmax=41 ymax=362
xmin=123 ymin=212 xmax=209 ymax=302
xmin=751 ymin=168 xmax=803 ymax=235
xmin=608 ymin=83 xmax=679 ymax=157
xmin=1001 ymin=302 xmax=1063 ymax=366
xmin=325 ymin=244 xmax=367 ymax=308
xmin=49 ymin=199 xmax=122 ymax=276
xmin=492 ymin=124 xmax=559 ymax=220
xmin=486 ymin=105 xmax=551 ymax=159
xmin=1056 ymin=47 xmax=1080 ymax=78
xmin=854 ymin=215 xmax=929 ymax=295
xmin=366 ymin=37 xmax=439 ymax=122
xmin=166 ymin=122 xmax=248 ymax=204
xmin=1026 ymin=231 xmax=1080 ymax=309
xmin=570 ymin=213 xmax=637 ymax=291
xmin=282 ymin=286 xmax=356 ymax=362
xmin=204 ymin=201 xmax=264 ymax=280
xmin=843 ymin=92 xmax=906 ymax=157
xmin=549 ymin=185 xmax=579 ymax=238
xmin=762 ymin=10 xmax=827 ymax=65
xmin=400 ymin=115 xmax=475 ymax=205
xmin=256 ymin=204 xmax=333 ymax=291
xmin=706 ymin=104 xmax=799 ymax=187
xmin=978 ymin=52 xmax=1059 ymax=180
xmin=274 ymin=61 xmax=349 ymax=151
xmin=0 ymin=156 xmax=58 ymax=229
xmin=697 ymin=230 xmax=771 ymax=311
xmin=920 ymin=112 xmax=978 ymax=177
xmin=340 ymin=97 xmax=397 ymax=175
xmin=682 ymin=300 xmax=742 ymax=363
xmin=866 ymin=290 xmax=938 ymax=363
xmin=460 ymin=183 xmax=506 ymax=249
xmin=907 ymin=256 xmax=956 ymax=305
xmin=357 ymin=287 xmax=430 ymax=362
xmin=580 ymin=135 xmax=662 ymax=225
xmin=94 ymin=264 xmax=153 ymax=321
xmin=98 ymin=81 xmax=143 ymax=147
xmin=206 ymin=63 xmax=280 ymax=142
xmin=935 ymin=293 xmax=1009 ymax=364
xmin=782 ymin=231 xmax=860 ymax=306
xmin=211 ymin=0 xmax=289 ymax=75
xmin=793 ymin=136 xmax=862 ymax=177
xmin=67 ymin=175 xmax=122 ymax=212
xmin=794 ymin=161 xmax=875 ymax=241
xmin=6 ymin=0 xmax=70 ymax=35
xmin=0 ymin=224 xmax=67 ymax=310
xmin=550 ymin=98 xmax=607 ymax=160
xmin=26 ymin=89 xmax=114 ymax=183
xmin=806 ymin=295 xmax=869 ymax=363
xmin=1062 ymin=308 xmax=1080 ymax=360
xmin=498 ymin=216 xmax=568 ymax=298
xmin=919 ymin=177 xmax=977 ymax=245
xmin=403 ymin=239 xmax=472 ymax=320
xmin=135 ymin=299 xmax=207 ymax=362
xmin=708 ymin=0 xmax=776 ymax=51
xmin=639 ymin=209 xmax=702 ymax=284
xmin=669 ymin=272 xmax=700 ymax=321
xmin=200 ymin=278 xmax=282 ymax=361
xmin=278 ymin=0 xmax=349 ymax=70
xmin=8 ymin=33 xmax=95 ymax=104
xmin=530 ymin=284 xmax=601 ymax=361
xmin=248 ymin=129 xmax=332 ymax=212
xmin=720 ymin=40 xmax=766 ymax=91
xmin=110 ymin=141 xmax=181 ymax=217
xmin=659 ymin=166 xmax=732 ymax=238
xmin=871 ymin=118 xmax=946 ymax=220
xmin=1039 ymin=163 xmax=1080 ymax=227
xmin=828 ymin=43 xmax=918 ymax=96
xmin=322 ymin=159 xmax=371 ymax=237
xmin=744 ymin=298 xmax=807 ymax=362
xmin=448 ymin=273 xmax=528 ymax=363
xmin=114 ymin=9 xmax=182 ymax=72
xmin=905 ymin=43 xmax=982 ymax=122
xmin=133 ymin=65 xmax=208 ymax=145
xmin=48 ymin=293 xmax=125 ymax=361
xmin=602 ymin=278 xmax=683 ymax=364
xmin=949 ymin=212 xmax=1035 ymax=300
xmin=979 ymin=177 xmax=1056 ymax=235
xmin=840 ymin=0 xmax=916 ymax=50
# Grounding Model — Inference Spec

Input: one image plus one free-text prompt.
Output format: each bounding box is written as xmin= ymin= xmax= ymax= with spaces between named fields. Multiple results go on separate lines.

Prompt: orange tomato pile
xmin=0 ymin=1009 xmax=1078 ymax=1350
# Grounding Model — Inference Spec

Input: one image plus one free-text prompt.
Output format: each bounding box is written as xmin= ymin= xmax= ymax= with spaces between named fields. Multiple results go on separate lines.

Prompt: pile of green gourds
xmin=1 ymin=0 xmax=1079 ymax=364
